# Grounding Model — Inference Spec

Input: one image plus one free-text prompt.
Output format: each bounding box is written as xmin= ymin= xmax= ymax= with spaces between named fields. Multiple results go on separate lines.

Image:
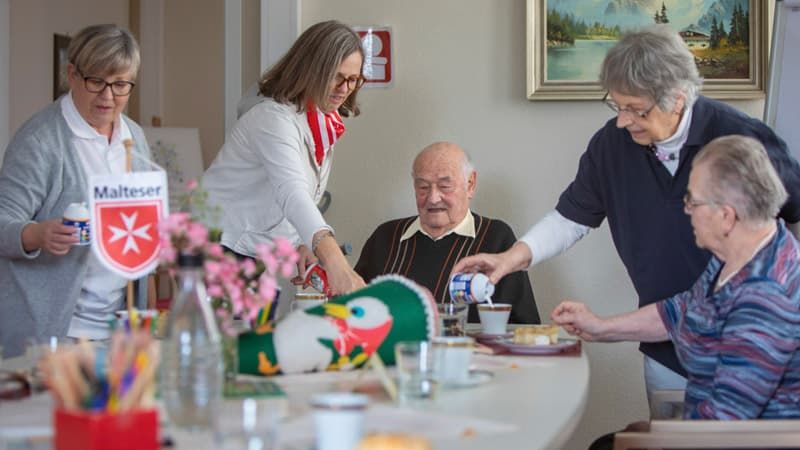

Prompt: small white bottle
xmin=448 ymin=272 xmax=495 ymax=304
xmin=62 ymin=202 xmax=90 ymax=246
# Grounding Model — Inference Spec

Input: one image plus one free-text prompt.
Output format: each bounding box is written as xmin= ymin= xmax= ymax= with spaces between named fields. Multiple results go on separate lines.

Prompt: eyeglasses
xmin=683 ymin=192 xmax=717 ymax=212
xmin=76 ymin=68 xmax=135 ymax=97
xmin=333 ymin=74 xmax=365 ymax=90
xmin=603 ymin=92 xmax=657 ymax=119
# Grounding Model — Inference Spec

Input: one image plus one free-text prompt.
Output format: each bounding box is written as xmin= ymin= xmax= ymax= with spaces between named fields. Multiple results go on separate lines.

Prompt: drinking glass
xmin=394 ymin=341 xmax=438 ymax=405
xmin=437 ymin=303 xmax=467 ymax=337
xmin=215 ymin=397 xmax=278 ymax=450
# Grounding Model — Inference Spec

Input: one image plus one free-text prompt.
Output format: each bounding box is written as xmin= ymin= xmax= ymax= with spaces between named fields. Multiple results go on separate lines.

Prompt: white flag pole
xmin=123 ymin=138 xmax=136 ymax=323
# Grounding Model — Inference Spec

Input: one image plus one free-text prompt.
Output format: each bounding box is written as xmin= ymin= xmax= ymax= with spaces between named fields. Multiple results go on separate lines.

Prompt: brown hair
xmin=258 ymin=20 xmax=363 ymax=117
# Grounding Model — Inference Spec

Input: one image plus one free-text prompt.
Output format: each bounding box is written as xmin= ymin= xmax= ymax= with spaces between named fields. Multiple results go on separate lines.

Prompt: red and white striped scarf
xmin=306 ymin=101 xmax=345 ymax=167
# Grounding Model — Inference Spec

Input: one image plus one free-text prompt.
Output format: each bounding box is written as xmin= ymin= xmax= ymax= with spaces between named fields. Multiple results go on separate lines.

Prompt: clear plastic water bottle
xmin=160 ymin=253 xmax=223 ymax=431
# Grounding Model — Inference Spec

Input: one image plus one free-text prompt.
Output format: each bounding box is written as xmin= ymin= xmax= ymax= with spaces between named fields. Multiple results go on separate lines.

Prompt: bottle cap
xmin=177 ymin=252 xmax=204 ymax=267
xmin=63 ymin=202 xmax=89 ymax=221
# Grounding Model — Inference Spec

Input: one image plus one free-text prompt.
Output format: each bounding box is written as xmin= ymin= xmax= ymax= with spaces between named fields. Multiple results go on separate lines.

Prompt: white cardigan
xmin=203 ymin=98 xmax=334 ymax=256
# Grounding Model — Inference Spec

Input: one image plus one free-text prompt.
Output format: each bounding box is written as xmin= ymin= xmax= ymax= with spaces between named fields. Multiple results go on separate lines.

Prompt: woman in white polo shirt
xmin=203 ymin=20 xmax=366 ymax=298
xmin=0 ymin=24 xmax=151 ymax=357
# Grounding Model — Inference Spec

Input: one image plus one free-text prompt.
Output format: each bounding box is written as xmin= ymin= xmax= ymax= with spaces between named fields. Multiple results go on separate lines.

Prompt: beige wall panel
xmin=9 ymin=0 xmax=129 ymax=135
xmin=162 ymin=0 xmax=224 ymax=168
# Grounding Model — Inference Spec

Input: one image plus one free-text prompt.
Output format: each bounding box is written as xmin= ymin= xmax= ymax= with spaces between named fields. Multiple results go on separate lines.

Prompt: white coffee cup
xmin=432 ymin=336 xmax=474 ymax=385
xmin=311 ymin=392 xmax=369 ymax=450
xmin=477 ymin=303 xmax=512 ymax=335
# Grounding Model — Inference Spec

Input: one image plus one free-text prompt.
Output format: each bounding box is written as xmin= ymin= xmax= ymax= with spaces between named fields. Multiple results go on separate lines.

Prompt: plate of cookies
xmin=495 ymin=325 xmax=579 ymax=355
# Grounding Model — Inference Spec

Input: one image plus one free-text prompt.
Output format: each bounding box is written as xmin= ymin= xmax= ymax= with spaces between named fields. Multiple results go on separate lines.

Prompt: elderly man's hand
xmin=22 ymin=220 xmax=78 ymax=255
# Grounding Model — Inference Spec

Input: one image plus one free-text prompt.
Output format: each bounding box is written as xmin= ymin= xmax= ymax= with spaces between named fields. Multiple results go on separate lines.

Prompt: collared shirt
xmin=61 ymin=93 xmax=130 ymax=340
xmin=653 ymin=104 xmax=693 ymax=176
xmin=400 ymin=209 xmax=476 ymax=242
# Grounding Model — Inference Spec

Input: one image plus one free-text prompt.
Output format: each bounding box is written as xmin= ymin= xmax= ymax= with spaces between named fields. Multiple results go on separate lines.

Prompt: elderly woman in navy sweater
xmin=0 ymin=24 xmax=150 ymax=357
xmin=553 ymin=135 xmax=800 ymax=420
xmin=454 ymin=25 xmax=800 ymax=410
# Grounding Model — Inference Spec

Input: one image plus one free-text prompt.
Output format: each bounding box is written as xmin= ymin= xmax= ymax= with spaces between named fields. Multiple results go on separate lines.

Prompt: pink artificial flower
xmin=280 ymin=261 xmax=295 ymax=279
xmin=186 ymin=222 xmax=209 ymax=249
xmin=165 ymin=212 xmax=190 ymax=230
xmin=204 ymin=260 xmax=222 ymax=277
xmin=262 ymin=252 xmax=278 ymax=276
xmin=254 ymin=243 xmax=273 ymax=264
xmin=274 ymin=237 xmax=295 ymax=257
xmin=207 ymin=243 xmax=224 ymax=258
xmin=207 ymin=284 xmax=224 ymax=298
xmin=159 ymin=245 xmax=177 ymax=264
xmin=258 ymin=274 xmax=278 ymax=302
xmin=241 ymin=258 xmax=257 ymax=278
xmin=186 ymin=179 xmax=199 ymax=191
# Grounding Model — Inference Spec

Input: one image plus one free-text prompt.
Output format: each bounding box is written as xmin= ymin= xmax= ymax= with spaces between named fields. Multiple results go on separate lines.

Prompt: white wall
xmin=0 ymin=0 xmax=9 ymax=160
xmin=301 ymin=1 xmax=768 ymax=449
xmin=8 ymin=0 xmax=129 ymax=137
xmin=162 ymin=0 xmax=224 ymax=167
xmin=137 ymin=0 xmax=164 ymax=127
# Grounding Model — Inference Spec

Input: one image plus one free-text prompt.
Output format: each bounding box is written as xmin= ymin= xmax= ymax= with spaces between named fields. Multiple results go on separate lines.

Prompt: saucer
xmin=469 ymin=331 xmax=513 ymax=341
xmin=495 ymin=338 xmax=579 ymax=355
xmin=439 ymin=370 xmax=493 ymax=389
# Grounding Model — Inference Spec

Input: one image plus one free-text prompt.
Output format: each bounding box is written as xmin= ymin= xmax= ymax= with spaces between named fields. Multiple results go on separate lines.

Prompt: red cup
xmin=303 ymin=263 xmax=332 ymax=297
xmin=54 ymin=408 xmax=158 ymax=450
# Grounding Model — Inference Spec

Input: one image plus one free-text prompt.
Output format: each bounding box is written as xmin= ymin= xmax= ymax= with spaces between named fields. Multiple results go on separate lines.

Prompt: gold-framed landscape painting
xmin=527 ymin=0 xmax=768 ymax=100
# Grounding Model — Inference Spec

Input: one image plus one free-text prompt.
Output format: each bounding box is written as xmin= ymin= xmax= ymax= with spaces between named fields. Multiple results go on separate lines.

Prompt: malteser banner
xmin=89 ymin=171 xmax=169 ymax=279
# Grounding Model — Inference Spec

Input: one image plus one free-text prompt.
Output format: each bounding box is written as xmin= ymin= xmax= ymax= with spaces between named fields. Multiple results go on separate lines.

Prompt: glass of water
xmin=394 ymin=341 xmax=438 ymax=406
xmin=215 ymin=397 xmax=278 ymax=450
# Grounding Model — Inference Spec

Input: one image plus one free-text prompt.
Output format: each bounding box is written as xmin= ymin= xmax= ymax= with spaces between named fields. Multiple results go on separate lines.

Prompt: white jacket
xmin=203 ymin=98 xmax=333 ymax=256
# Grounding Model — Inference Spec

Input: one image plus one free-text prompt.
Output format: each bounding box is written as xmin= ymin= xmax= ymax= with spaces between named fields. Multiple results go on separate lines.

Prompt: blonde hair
xmin=258 ymin=20 xmax=363 ymax=117
xmin=68 ymin=24 xmax=140 ymax=78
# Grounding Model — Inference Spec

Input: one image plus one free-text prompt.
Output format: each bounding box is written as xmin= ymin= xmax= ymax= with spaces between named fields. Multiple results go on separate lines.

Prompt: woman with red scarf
xmin=203 ymin=20 xmax=365 ymax=299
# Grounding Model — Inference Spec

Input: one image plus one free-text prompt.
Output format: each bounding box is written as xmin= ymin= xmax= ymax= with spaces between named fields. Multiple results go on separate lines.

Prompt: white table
xmin=1 ymin=343 xmax=589 ymax=450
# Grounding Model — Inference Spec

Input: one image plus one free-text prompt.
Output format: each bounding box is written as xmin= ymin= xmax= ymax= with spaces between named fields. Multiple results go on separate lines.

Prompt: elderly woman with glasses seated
xmin=203 ymin=20 xmax=367 ymax=303
xmin=554 ymin=134 xmax=800 ymax=421
xmin=0 ymin=24 xmax=151 ymax=357
xmin=454 ymin=25 xmax=800 ymax=409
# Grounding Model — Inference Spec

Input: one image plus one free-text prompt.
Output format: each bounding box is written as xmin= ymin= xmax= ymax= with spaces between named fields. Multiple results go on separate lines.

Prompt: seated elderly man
xmin=554 ymin=135 xmax=800 ymax=427
xmin=355 ymin=142 xmax=539 ymax=324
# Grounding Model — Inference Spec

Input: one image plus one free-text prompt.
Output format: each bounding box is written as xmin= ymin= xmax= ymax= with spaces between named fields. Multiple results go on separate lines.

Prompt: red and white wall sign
xmin=354 ymin=26 xmax=393 ymax=88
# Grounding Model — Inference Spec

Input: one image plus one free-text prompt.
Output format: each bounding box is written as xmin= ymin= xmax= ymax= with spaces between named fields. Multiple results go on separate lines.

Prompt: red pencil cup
xmin=54 ymin=408 xmax=158 ymax=450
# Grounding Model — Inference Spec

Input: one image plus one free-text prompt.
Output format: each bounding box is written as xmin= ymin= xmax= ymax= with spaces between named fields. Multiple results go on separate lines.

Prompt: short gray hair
xmin=600 ymin=25 xmax=702 ymax=111
xmin=460 ymin=150 xmax=475 ymax=182
xmin=693 ymin=135 xmax=788 ymax=224
xmin=68 ymin=24 xmax=140 ymax=78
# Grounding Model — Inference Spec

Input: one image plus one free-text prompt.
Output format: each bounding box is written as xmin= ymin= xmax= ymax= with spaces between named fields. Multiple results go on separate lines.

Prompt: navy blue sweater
xmin=556 ymin=96 xmax=800 ymax=376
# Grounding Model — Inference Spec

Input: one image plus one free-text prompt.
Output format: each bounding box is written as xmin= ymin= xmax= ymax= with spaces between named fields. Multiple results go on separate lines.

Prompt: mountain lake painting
xmin=546 ymin=0 xmax=753 ymax=82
